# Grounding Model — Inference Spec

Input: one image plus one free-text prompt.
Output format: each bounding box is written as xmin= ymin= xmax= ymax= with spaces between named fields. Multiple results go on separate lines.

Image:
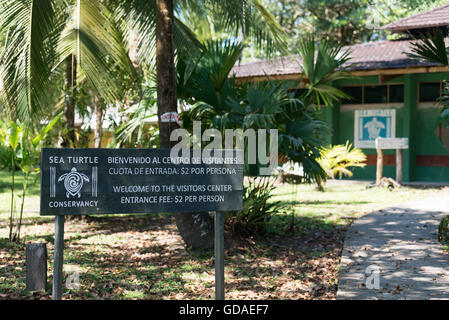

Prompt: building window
xmin=341 ymin=86 xmax=362 ymax=104
xmin=389 ymin=84 xmax=404 ymax=103
xmin=341 ymin=84 xmax=404 ymax=104
xmin=419 ymin=82 xmax=441 ymax=102
xmin=364 ymin=85 xmax=387 ymax=103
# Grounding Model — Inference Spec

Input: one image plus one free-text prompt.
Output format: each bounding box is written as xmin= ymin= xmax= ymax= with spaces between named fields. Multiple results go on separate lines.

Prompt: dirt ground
xmin=0 ymin=214 xmax=346 ymax=300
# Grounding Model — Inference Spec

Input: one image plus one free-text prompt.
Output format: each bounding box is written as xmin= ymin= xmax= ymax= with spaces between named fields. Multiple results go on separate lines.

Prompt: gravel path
xmin=337 ymin=194 xmax=449 ymax=300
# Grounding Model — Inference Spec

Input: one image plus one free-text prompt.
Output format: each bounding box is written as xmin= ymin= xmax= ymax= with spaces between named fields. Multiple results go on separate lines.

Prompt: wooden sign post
xmin=40 ymin=148 xmax=243 ymax=300
xmin=375 ymin=138 xmax=408 ymax=184
xmin=396 ymin=149 xmax=403 ymax=184
xmin=376 ymin=148 xmax=383 ymax=185
xmin=214 ymin=211 xmax=225 ymax=300
xmin=52 ymin=215 xmax=64 ymax=299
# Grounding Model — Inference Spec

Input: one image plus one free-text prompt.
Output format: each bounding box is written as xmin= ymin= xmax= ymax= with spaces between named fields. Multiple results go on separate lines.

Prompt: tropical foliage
xmin=175 ymin=37 xmax=353 ymax=235
xmin=409 ymin=29 xmax=449 ymax=126
xmin=0 ymin=0 xmax=291 ymax=247
xmin=0 ymin=0 xmax=352 ymax=245
xmin=255 ymin=0 xmax=449 ymax=55
xmin=115 ymin=85 xmax=159 ymax=148
xmin=0 ymin=0 xmax=136 ymax=122
xmin=316 ymin=141 xmax=366 ymax=191
xmin=177 ymin=39 xmax=329 ymax=182
xmin=296 ymin=35 xmax=352 ymax=108
xmin=0 ymin=114 xmax=61 ymax=242
xmin=227 ymin=176 xmax=283 ymax=236
xmin=116 ymin=0 xmax=287 ymax=65
xmin=0 ymin=0 xmax=285 ymax=130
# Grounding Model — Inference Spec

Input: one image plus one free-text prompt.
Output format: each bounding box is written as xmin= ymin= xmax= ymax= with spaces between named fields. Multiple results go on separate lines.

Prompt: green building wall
xmin=317 ymin=72 xmax=449 ymax=182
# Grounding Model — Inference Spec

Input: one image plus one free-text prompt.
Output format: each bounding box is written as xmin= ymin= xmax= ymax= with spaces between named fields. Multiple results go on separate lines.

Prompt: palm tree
xmin=179 ymin=39 xmax=333 ymax=182
xmin=156 ymin=0 xmax=177 ymax=149
xmin=0 ymin=0 xmax=286 ymax=121
xmin=0 ymin=0 xmax=287 ymax=249
xmin=116 ymin=0 xmax=287 ymax=64
xmin=151 ymin=0 xmax=287 ymax=249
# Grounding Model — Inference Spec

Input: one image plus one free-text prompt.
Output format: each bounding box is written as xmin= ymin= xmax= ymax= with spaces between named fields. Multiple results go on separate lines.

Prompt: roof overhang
xmin=235 ymin=65 xmax=449 ymax=85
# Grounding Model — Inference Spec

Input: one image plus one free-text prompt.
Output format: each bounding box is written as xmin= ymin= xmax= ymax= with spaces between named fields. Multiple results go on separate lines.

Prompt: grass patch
xmin=0 ymin=169 xmax=41 ymax=221
xmin=270 ymin=182 xmax=448 ymax=234
xmin=0 ymin=170 xmax=41 ymax=196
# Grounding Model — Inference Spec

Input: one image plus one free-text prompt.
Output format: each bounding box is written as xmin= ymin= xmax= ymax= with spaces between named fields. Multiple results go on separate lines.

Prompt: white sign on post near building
xmin=374 ymin=137 xmax=408 ymax=185
xmin=375 ymin=137 xmax=408 ymax=150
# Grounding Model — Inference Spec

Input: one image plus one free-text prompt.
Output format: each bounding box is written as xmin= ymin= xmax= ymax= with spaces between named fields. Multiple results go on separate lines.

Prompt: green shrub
xmin=0 ymin=114 xmax=61 ymax=242
xmin=316 ymin=141 xmax=367 ymax=191
xmin=439 ymin=216 xmax=449 ymax=247
xmin=227 ymin=176 xmax=284 ymax=237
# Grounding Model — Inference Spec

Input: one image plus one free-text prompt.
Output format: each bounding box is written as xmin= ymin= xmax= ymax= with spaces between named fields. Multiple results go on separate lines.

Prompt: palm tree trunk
xmin=156 ymin=0 xmax=177 ymax=149
xmin=156 ymin=0 xmax=213 ymax=249
xmin=94 ymin=95 xmax=103 ymax=148
xmin=62 ymin=54 xmax=83 ymax=222
xmin=62 ymin=54 xmax=77 ymax=148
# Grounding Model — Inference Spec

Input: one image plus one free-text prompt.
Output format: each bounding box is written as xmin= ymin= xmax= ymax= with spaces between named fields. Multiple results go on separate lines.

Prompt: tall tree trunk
xmin=156 ymin=0 xmax=213 ymax=249
xmin=62 ymin=54 xmax=77 ymax=148
xmin=156 ymin=0 xmax=177 ymax=149
xmin=93 ymin=95 xmax=103 ymax=148
xmin=62 ymin=54 xmax=83 ymax=221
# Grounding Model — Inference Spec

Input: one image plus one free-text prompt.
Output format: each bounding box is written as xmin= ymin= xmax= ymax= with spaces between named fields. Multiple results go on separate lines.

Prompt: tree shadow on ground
xmin=0 ymin=208 xmax=351 ymax=300
xmin=338 ymin=205 xmax=449 ymax=299
xmin=83 ymin=214 xmax=175 ymax=234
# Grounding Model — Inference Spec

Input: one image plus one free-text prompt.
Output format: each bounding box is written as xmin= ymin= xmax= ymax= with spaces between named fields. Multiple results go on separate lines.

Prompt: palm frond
xmin=200 ymin=40 xmax=244 ymax=91
xmin=114 ymin=0 xmax=202 ymax=68
xmin=297 ymin=35 xmax=353 ymax=107
xmin=57 ymin=0 xmax=137 ymax=103
xmin=120 ymin=0 xmax=287 ymax=67
xmin=204 ymin=0 xmax=288 ymax=55
xmin=177 ymin=39 xmax=243 ymax=110
xmin=318 ymin=141 xmax=367 ymax=179
xmin=0 ymin=0 xmax=60 ymax=121
xmin=409 ymin=29 xmax=449 ymax=66
xmin=116 ymin=85 xmax=157 ymax=144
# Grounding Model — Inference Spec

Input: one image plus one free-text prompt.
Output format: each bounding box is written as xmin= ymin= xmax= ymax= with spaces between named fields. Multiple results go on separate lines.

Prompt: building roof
xmin=341 ymin=39 xmax=441 ymax=70
xmin=232 ymin=55 xmax=300 ymax=79
xmin=382 ymin=4 xmax=449 ymax=33
xmin=232 ymin=4 xmax=449 ymax=80
xmin=231 ymin=39 xmax=445 ymax=80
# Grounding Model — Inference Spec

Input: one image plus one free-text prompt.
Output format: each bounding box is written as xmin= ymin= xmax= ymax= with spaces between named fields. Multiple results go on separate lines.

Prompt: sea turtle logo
xmin=58 ymin=167 xmax=89 ymax=198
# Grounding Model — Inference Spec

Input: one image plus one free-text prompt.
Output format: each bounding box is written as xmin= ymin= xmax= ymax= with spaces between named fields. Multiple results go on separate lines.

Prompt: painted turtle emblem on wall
xmin=58 ymin=167 xmax=89 ymax=198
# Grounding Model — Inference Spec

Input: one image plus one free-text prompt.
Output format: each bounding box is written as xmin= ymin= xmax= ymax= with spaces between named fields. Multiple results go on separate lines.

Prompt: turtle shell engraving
xmin=58 ymin=167 xmax=90 ymax=198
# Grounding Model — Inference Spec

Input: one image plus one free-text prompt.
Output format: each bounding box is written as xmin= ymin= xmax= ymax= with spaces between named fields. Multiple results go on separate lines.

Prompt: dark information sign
xmin=40 ymin=148 xmax=243 ymax=215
